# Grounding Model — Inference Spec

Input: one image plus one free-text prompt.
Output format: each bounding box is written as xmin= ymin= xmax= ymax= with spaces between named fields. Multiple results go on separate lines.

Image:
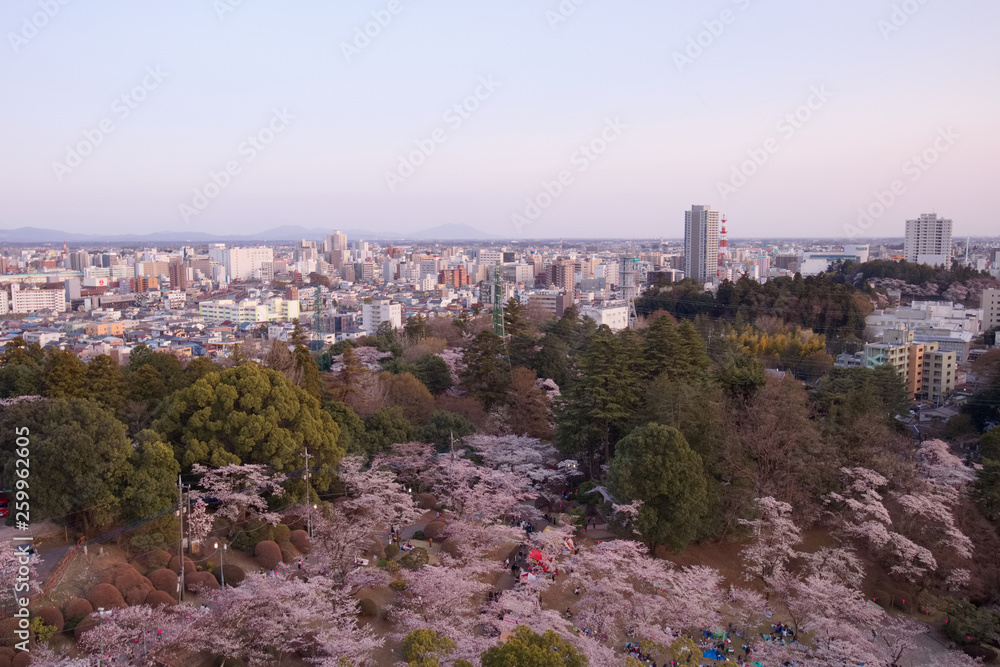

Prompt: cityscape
xmin=2 ymin=1 xmax=1000 ymax=666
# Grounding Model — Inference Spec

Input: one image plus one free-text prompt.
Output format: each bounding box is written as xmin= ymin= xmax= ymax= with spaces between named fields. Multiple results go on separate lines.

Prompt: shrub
xmin=129 ymin=532 xmax=166 ymax=553
xmin=358 ymin=598 xmax=379 ymax=617
xmin=73 ymin=615 xmax=98 ymax=641
xmin=412 ymin=531 xmax=425 ymax=541
xmin=63 ymin=598 xmax=93 ymax=621
xmin=416 ymin=493 xmax=438 ymax=510
xmin=390 ymin=579 xmax=409 ymax=591
xmin=400 ymin=547 xmax=429 ymax=571
xmin=86 ymin=583 xmax=125 ymax=610
xmin=945 ymin=601 xmax=1000 ymax=645
xmin=278 ymin=542 xmax=295 ymax=564
xmin=167 ymin=555 xmax=196 ymax=576
xmin=145 ymin=549 xmax=172 ymax=571
xmin=385 ymin=561 xmax=402 ymax=574
xmin=148 ymin=568 xmax=178 ymax=594
xmin=255 ymin=540 xmax=282 ymax=570
xmin=36 ymin=606 xmax=63 ymax=633
xmin=0 ymin=647 xmax=14 ymax=667
xmin=11 ymin=651 xmax=30 ymax=667
xmin=376 ymin=559 xmax=388 ymax=568
xmin=385 ymin=544 xmax=400 ymax=559
xmin=185 ymin=572 xmax=220 ymax=593
xmin=214 ymin=564 xmax=246 ymax=587
xmin=424 ymin=521 xmax=447 ymax=541
xmin=289 ymin=530 xmax=312 ymax=554
xmin=124 ymin=582 xmax=154 ymax=606
xmin=29 ymin=616 xmax=57 ymax=643
xmin=144 ymin=590 xmax=176 ymax=607
xmin=272 ymin=524 xmax=291 ymax=544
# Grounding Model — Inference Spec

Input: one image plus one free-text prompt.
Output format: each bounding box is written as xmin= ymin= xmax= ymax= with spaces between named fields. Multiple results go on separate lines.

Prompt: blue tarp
xmin=702 ymin=649 xmax=725 ymax=660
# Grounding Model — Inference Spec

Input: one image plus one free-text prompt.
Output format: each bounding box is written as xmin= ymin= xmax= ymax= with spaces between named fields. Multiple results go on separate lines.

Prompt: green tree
xmin=669 ymin=635 xmax=701 ymax=667
xmin=41 ymin=348 xmax=88 ymax=398
xmin=944 ymin=601 xmax=1000 ymax=645
xmin=362 ymin=406 xmax=417 ymax=455
xmin=86 ymin=354 xmax=125 ymax=413
xmin=607 ymin=423 xmax=708 ymax=552
xmin=460 ymin=331 xmax=511 ymax=410
xmin=323 ymin=400 xmax=367 ymax=455
xmin=531 ymin=334 xmax=570 ymax=388
xmin=184 ymin=356 xmax=219 ymax=385
xmin=294 ymin=344 xmax=322 ymax=400
xmin=413 ymin=354 xmax=453 ymax=395
xmin=982 ymin=428 xmax=1000 ymax=461
xmin=0 ymin=337 xmax=44 ymax=398
xmin=507 ymin=367 xmax=553 ymax=439
xmin=715 ymin=343 xmax=766 ymax=401
xmin=122 ymin=430 xmax=180 ymax=522
xmin=420 ymin=411 xmax=477 ymax=452
xmin=480 ymin=626 xmax=587 ymax=667
xmin=128 ymin=345 xmax=184 ymax=394
xmin=555 ymin=330 xmax=640 ymax=472
xmin=383 ymin=372 xmax=435 ymax=426
xmin=153 ymin=364 xmax=343 ymax=494
xmin=0 ymin=398 xmax=133 ymax=533
xmin=402 ymin=628 xmax=456 ymax=666
xmin=641 ymin=314 xmax=684 ymax=380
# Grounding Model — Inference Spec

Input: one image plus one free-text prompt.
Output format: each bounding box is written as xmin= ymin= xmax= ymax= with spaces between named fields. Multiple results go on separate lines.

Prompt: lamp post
xmin=214 ymin=541 xmax=227 ymax=588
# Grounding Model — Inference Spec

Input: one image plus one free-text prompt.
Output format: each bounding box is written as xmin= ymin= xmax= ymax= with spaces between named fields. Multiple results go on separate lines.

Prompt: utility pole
xmin=304 ymin=446 xmax=311 ymax=537
xmin=177 ymin=475 xmax=184 ymax=602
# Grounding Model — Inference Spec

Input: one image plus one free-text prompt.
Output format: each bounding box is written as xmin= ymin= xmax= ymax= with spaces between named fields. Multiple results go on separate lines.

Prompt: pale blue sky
xmin=1 ymin=0 xmax=997 ymax=239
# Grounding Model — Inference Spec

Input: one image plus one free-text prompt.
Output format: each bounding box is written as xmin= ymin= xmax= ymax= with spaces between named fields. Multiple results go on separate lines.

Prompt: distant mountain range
xmin=0 ymin=223 xmax=500 ymax=244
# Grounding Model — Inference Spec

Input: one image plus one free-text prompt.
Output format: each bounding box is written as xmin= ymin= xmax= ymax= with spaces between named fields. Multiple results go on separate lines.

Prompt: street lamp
xmin=214 ymin=541 xmax=227 ymax=588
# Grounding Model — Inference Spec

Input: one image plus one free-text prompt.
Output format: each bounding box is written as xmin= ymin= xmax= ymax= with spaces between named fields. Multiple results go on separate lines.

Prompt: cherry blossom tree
xmin=186 ymin=498 xmax=213 ymax=546
xmin=193 ymin=572 xmax=381 ymax=666
xmin=338 ymin=455 xmax=424 ymax=530
xmin=191 ymin=463 xmax=286 ymax=526
xmin=465 ymin=434 xmax=577 ymax=491
xmin=75 ymin=604 xmax=194 ymax=666
xmin=739 ymin=496 xmax=802 ymax=589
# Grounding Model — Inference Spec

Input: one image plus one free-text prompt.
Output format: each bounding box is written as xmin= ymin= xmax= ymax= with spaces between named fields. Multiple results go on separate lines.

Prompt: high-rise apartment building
xmin=362 ymin=299 xmax=402 ymax=334
xmin=904 ymin=213 xmax=953 ymax=266
xmin=684 ymin=205 xmax=720 ymax=282
xmin=983 ymin=288 xmax=1000 ymax=332
xmin=9 ymin=285 xmax=66 ymax=313
xmin=168 ymin=259 xmax=188 ymax=291
xmin=327 ymin=230 xmax=348 ymax=253
xmin=208 ymin=246 xmax=274 ymax=282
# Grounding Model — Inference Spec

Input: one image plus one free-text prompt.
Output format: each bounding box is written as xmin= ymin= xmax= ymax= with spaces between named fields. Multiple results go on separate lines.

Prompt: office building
xmin=904 ymin=213 xmax=953 ymax=266
xmin=684 ymin=205 xmax=720 ymax=282
xmin=579 ymin=303 xmax=630 ymax=331
xmin=208 ymin=246 xmax=274 ymax=282
xmin=198 ymin=299 xmax=270 ymax=323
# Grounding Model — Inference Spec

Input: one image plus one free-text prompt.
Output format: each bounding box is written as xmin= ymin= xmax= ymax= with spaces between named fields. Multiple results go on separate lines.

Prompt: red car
xmin=0 ymin=494 xmax=8 ymax=518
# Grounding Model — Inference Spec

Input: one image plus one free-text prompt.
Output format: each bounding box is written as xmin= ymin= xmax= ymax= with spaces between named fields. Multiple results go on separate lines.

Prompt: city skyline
xmin=1 ymin=1 xmax=998 ymax=239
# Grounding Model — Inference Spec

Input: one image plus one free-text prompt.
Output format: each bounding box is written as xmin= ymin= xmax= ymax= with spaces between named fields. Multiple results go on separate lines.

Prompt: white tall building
xmin=983 ymin=288 xmax=1000 ymax=332
xmin=208 ymin=246 xmax=274 ymax=282
xmin=904 ymin=213 xmax=953 ymax=266
xmin=362 ymin=299 xmax=402 ymax=334
xmin=579 ymin=303 xmax=630 ymax=331
xmin=684 ymin=205 xmax=720 ymax=282
xmin=10 ymin=285 xmax=66 ymax=313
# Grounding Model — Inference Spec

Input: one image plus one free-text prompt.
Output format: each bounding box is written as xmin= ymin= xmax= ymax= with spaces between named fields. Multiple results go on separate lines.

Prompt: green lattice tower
xmin=314 ymin=288 xmax=324 ymax=338
xmin=492 ymin=262 xmax=505 ymax=338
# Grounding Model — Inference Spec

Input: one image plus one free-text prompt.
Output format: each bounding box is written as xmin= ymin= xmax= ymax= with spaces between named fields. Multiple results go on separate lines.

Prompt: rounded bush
xmin=416 ymin=493 xmax=438 ymax=510
xmin=145 ymin=549 xmax=172 ymax=571
xmin=147 ymin=569 xmax=178 ymax=594
xmin=400 ymin=547 xmax=429 ymax=571
xmin=255 ymin=540 xmax=282 ymax=570
xmin=0 ymin=619 xmax=23 ymax=648
xmin=358 ymin=598 xmax=379 ymax=617
xmin=412 ymin=530 xmax=425 ymax=541
xmin=145 ymin=589 xmax=176 ymax=608
xmin=10 ymin=653 xmax=28 ymax=667
xmin=0 ymin=647 xmax=14 ymax=667
xmin=272 ymin=524 xmax=291 ymax=544
xmin=278 ymin=542 xmax=295 ymax=564
xmin=125 ymin=582 xmax=154 ymax=606
xmin=214 ymin=564 xmax=246 ymax=587
xmin=36 ymin=606 xmax=64 ymax=633
xmin=86 ymin=583 xmax=125 ymax=610
xmin=185 ymin=571 xmax=220 ymax=593
xmin=167 ymin=555 xmax=196 ymax=576
xmin=73 ymin=614 xmax=98 ymax=641
xmin=385 ymin=544 xmax=400 ymax=559
xmin=63 ymin=597 xmax=94 ymax=621
xmin=289 ymin=530 xmax=312 ymax=554
xmin=424 ymin=521 xmax=447 ymax=540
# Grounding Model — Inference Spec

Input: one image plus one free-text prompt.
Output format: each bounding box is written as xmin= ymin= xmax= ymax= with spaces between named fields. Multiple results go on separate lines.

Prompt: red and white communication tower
xmin=717 ymin=215 xmax=728 ymax=277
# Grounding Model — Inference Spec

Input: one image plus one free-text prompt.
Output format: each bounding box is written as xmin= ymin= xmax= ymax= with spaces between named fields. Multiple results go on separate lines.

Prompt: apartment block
xmin=10 ymin=285 xmax=67 ymax=313
xmin=983 ymin=288 xmax=1000 ymax=331
xmin=362 ymin=299 xmax=402 ymax=333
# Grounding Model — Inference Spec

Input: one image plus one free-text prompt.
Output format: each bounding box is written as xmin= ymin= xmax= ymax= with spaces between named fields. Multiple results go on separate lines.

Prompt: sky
xmin=0 ymin=0 xmax=998 ymax=240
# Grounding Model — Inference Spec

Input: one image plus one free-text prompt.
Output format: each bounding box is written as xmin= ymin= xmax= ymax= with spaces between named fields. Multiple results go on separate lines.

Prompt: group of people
xmin=625 ymin=641 xmax=656 ymax=663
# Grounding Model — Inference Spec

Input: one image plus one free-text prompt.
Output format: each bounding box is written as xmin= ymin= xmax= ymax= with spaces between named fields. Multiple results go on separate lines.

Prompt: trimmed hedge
xmin=289 ymin=530 xmax=312 ymax=554
xmin=36 ymin=606 xmax=64 ymax=633
xmin=148 ymin=569 xmax=178 ymax=594
xmin=358 ymin=598 xmax=379 ymax=617
xmin=63 ymin=598 xmax=93 ymax=621
xmin=255 ymin=540 xmax=282 ymax=570
xmin=167 ymin=555 xmax=196 ymax=576
xmin=145 ymin=590 xmax=176 ymax=607
xmin=86 ymin=583 xmax=125 ymax=610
